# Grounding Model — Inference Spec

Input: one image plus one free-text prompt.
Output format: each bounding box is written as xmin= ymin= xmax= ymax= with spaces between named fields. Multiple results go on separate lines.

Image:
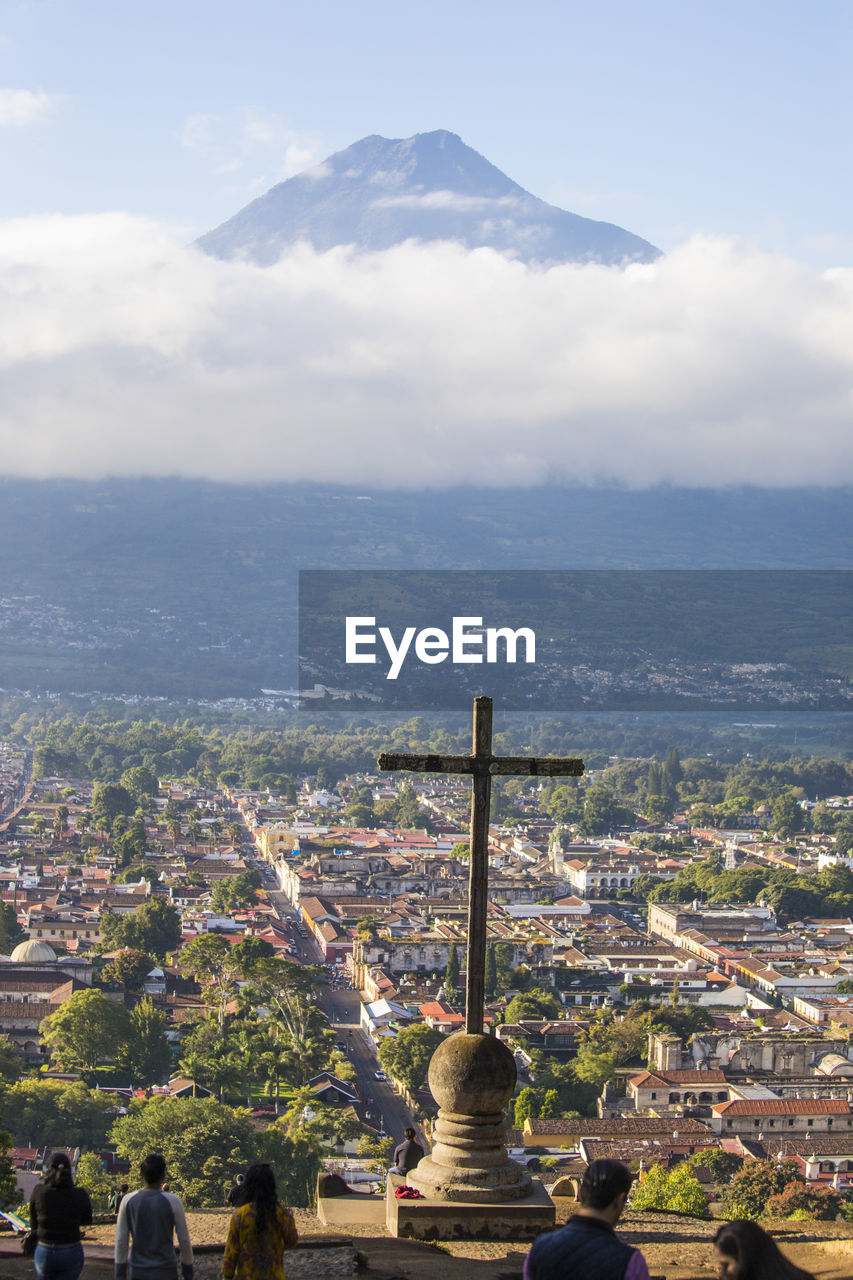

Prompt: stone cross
xmin=379 ymin=695 xmax=583 ymax=1035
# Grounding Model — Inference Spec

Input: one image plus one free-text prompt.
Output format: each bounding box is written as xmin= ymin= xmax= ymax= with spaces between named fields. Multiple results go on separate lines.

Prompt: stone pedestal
xmin=389 ymin=1031 xmax=555 ymax=1240
xmin=408 ymin=1031 xmax=531 ymax=1202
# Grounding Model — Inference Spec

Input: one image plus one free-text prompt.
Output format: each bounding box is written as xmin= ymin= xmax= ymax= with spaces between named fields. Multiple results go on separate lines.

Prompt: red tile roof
xmin=713 ymin=1099 xmax=851 ymax=1116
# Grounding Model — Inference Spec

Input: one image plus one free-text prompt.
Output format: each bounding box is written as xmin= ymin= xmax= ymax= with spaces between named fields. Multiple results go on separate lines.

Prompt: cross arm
xmin=377 ymin=752 xmax=475 ymax=774
xmin=489 ymin=757 xmax=584 ymax=777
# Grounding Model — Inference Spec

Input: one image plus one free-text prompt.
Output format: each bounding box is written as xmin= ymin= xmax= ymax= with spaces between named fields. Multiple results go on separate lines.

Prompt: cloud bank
xmin=0 ymin=88 xmax=55 ymax=126
xmin=0 ymin=213 xmax=852 ymax=489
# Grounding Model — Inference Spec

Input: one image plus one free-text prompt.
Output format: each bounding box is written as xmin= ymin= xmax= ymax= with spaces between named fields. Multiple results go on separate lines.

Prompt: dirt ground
xmin=6 ymin=1203 xmax=853 ymax=1279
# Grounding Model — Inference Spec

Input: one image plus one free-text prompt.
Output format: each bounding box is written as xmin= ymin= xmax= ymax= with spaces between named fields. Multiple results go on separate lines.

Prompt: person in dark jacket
xmin=226 ymin=1174 xmax=246 ymax=1207
xmin=29 ymin=1151 xmax=93 ymax=1280
xmin=523 ymin=1159 xmax=650 ymax=1280
xmin=392 ymin=1129 xmax=424 ymax=1175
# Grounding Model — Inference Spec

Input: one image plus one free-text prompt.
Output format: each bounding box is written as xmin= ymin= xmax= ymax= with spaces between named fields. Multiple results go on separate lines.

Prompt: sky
xmin=1 ymin=0 xmax=852 ymax=488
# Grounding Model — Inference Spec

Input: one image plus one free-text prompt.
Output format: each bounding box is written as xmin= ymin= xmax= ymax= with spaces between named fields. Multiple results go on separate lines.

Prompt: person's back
xmin=115 ymin=1153 xmax=193 ymax=1280
xmin=393 ymin=1128 xmax=424 ymax=1174
xmin=524 ymin=1159 xmax=649 ymax=1280
xmin=30 ymin=1179 xmax=93 ymax=1245
xmin=222 ymin=1162 xmax=297 ymax=1280
xmin=120 ymin=1188 xmax=181 ymax=1273
xmin=525 ymin=1214 xmax=639 ymax=1280
xmin=29 ymin=1152 xmax=92 ymax=1280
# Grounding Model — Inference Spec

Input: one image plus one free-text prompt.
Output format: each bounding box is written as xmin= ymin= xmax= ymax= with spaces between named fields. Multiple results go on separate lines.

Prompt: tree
xmin=356 ymin=1134 xmax=395 ymax=1173
xmin=485 ymin=945 xmax=498 ymax=999
xmin=645 ymin=1006 xmax=715 ymax=1040
xmin=688 ymin=1148 xmax=743 ymax=1183
xmin=513 ymin=1086 xmax=537 ymax=1127
xmin=111 ymin=1096 xmax=263 ymax=1207
xmin=239 ymin=958 xmax=332 ymax=1086
xmin=1 ymin=1079 xmax=123 ymax=1149
xmin=504 ymin=989 xmax=562 ymax=1024
xmin=75 ymin=1151 xmax=113 ymax=1213
xmin=116 ymin=864 xmax=159 ymax=887
xmin=40 ymin=988 xmax=131 ymax=1071
xmin=101 ymin=948 xmax=156 ymax=993
xmin=92 ymin=783 xmax=135 ymax=827
xmin=119 ymin=766 xmax=159 ymax=803
xmin=630 ymin=1162 xmax=669 ymax=1210
xmin=210 ymin=870 xmax=261 ymax=914
xmin=231 ymin=936 xmax=275 ymax=974
xmin=343 ymin=803 xmax=374 ymax=827
xmin=765 ymin=1180 xmax=842 ymax=1220
xmin=180 ymin=934 xmax=240 ymax=1030
xmin=378 ymin=1023 xmax=444 ymax=1091
xmin=445 ymin=943 xmax=461 ymax=995
xmin=664 ymin=1162 xmax=709 ymax=1215
xmin=545 ymin=785 xmax=582 ymax=825
xmin=762 ymin=883 xmax=823 ymax=921
xmin=100 ymin=898 xmax=182 ymax=960
xmin=178 ymin=1017 xmax=239 ymax=1101
xmin=0 ymin=904 xmax=25 ymax=954
xmin=539 ymin=1089 xmax=559 ymax=1119
xmin=0 ymin=1130 xmax=16 ymax=1208
xmin=52 ymin=805 xmax=69 ymax=840
xmin=116 ymin=998 xmax=172 ymax=1087
xmin=724 ymin=1158 xmax=803 ymax=1220
xmin=771 ymin=791 xmax=804 ymax=838
xmin=579 ymin=784 xmax=622 ymax=837
xmin=0 ymin=1033 xmax=23 ymax=1085
xmin=493 ymin=944 xmax=515 ymax=993
xmin=632 ymin=1162 xmax=707 ymax=1216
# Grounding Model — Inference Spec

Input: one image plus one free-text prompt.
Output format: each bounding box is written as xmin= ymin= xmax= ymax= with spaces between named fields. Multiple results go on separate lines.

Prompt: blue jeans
xmin=33 ymin=1242 xmax=85 ymax=1280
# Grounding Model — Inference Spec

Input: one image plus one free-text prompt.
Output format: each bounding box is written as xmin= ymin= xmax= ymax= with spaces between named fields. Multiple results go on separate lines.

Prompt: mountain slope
xmin=197 ymin=130 xmax=659 ymax=266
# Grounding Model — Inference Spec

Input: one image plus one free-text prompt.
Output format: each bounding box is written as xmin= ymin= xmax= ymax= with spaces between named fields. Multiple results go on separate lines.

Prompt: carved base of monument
xmin=386 ymin=1171 xmax=555 ymax=1240
xmin=407 ymin=1108 xmax=531 ymax=1202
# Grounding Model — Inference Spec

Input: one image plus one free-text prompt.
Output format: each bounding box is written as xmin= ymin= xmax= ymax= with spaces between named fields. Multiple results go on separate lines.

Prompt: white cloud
xmin=372 ymin=191 xmax=522 ymax=213
xmin=177 ymin=108 xmax=323 ymax=192
xmin=178 ymin=112 xmax=221 ymax=151
xmin=0 ymin=215 xmax=851 ymax=489
xmin=0 ymin=88 xmax=55 ymax=126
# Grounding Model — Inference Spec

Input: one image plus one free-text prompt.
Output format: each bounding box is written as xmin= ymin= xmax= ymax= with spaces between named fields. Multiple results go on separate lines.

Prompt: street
xmin=263 ymin=879 xmax=422 ymax=1147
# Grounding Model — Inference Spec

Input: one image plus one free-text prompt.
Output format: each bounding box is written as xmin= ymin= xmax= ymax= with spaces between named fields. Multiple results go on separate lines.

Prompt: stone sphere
xmin=427 ymin=1032 xmax=517 ymax=1115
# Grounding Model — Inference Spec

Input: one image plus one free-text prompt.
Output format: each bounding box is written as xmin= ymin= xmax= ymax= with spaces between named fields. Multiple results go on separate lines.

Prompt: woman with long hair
xmin=28 ymin=1151 xmax=93 ymax=1280
xmin=221 ymin=1163 xmax=298 ymax=1280
xmin=713 ymin=1220 xmax=815 ymax=1280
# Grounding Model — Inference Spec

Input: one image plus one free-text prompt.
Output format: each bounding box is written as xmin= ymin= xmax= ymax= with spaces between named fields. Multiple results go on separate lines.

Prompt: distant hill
xmin=196 ymin=129 xmax=659 ymax=267
xmin=0 ymin=479 xmax=849 ymax=700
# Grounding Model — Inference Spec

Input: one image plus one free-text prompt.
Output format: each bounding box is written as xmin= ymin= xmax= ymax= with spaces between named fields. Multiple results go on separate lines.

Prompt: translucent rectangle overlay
xmin=298 ymin=570 xmax=852 ymax=712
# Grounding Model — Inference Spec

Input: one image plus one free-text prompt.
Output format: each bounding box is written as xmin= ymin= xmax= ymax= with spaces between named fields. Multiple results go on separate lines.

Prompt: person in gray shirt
xmin=115 ymin=1153 xmax=194 ymax=1280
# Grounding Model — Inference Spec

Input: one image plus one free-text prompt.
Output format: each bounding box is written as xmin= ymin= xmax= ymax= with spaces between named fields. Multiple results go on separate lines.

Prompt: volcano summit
xmin=197 ymin=129 xmax=659 ymax=267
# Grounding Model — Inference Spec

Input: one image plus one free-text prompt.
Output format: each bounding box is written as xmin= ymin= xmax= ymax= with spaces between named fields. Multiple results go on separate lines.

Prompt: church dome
xmin=816 ymin=1052 xmax=853 ymax=1077
xmin=10 ymin=939 xmax=58 ymax=964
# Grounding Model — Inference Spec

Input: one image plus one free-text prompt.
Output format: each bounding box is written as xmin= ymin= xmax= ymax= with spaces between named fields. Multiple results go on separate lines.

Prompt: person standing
xmin=523 ymin=1159 xmax=650 ymax=1280
xmin=392 ymin=1128 xmax=424 ymax=1176
xmin=222 ymin=1163 xmax=298 ymax=1280
xmin=114 ymin=1153 xmax=194 ymax=1280
xmin=28 ymin=1152 xmax=93 ymax=1280
xmin=109 ymin=1184 xmax=129 ymax=1217
xmin=226 ymin=1174 xmax=245 ymax=1207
